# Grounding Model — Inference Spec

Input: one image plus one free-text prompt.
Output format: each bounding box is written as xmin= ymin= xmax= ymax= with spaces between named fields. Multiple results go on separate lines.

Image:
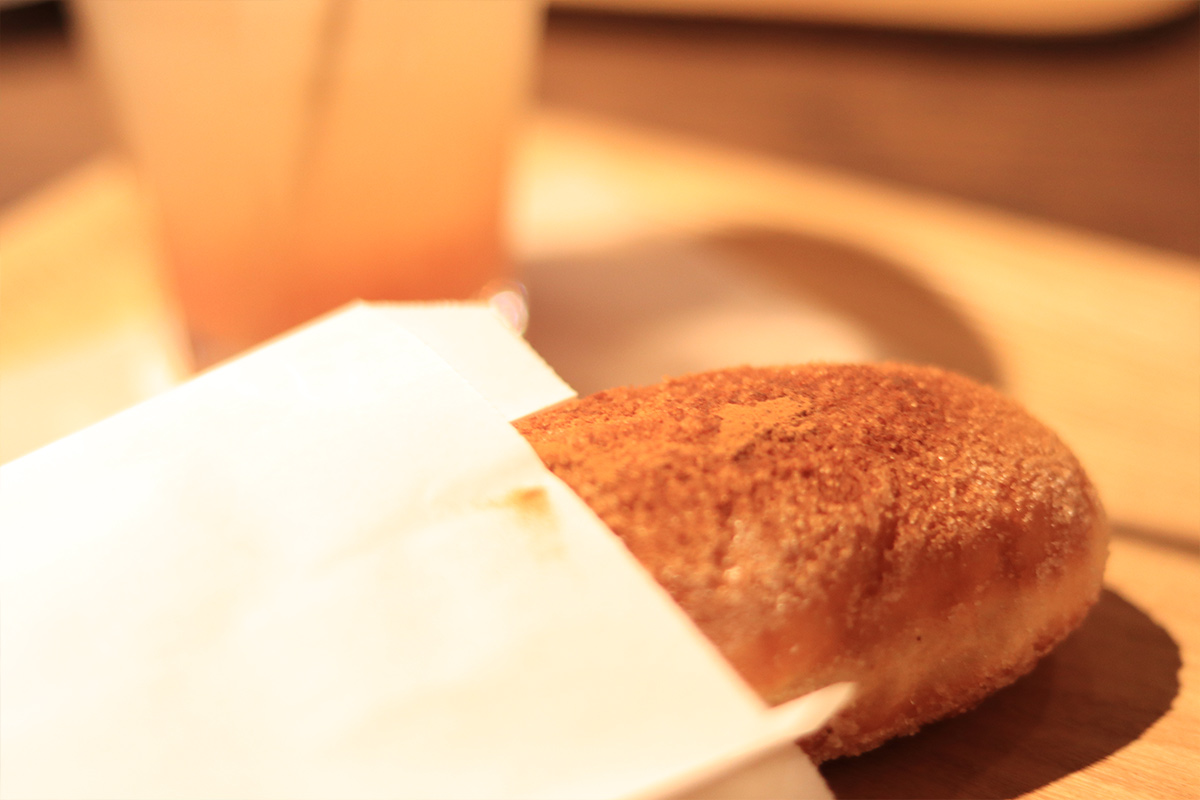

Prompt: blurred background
xmin=2 ymin=0 xmax=1197 ymax=254
xmin=1 ymin=3 xmax=1198 ymax=798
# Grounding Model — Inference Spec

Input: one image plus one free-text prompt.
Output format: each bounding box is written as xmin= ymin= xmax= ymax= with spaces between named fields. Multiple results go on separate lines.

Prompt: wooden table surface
xmin=1 ymin=6 xmax=1197 ymax=799
xmin=537 ymin=7 xmax=1200 ymax=258
xmin=2 ymin=106 xmax=1197 ymax=800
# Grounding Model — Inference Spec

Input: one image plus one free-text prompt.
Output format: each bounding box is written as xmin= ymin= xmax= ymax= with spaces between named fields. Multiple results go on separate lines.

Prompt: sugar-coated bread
xmin=514 ymin=363 xmax=1107 ymax=761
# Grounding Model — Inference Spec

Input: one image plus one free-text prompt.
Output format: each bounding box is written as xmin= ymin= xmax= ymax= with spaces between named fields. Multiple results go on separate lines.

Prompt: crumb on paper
xmin=487 ymin=485 xmax=564 ymax=560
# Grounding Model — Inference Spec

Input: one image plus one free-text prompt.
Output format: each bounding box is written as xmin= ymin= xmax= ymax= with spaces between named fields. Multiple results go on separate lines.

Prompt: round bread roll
xmin=514 ymin=363 xmax=1107 ymax=762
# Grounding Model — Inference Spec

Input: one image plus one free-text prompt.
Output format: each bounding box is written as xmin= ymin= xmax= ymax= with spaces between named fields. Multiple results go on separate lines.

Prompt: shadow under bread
xmin=821 ymin=587 xmax=1180 ymax=799
xmin=521 ymin=227 xmax=1001 ymax=395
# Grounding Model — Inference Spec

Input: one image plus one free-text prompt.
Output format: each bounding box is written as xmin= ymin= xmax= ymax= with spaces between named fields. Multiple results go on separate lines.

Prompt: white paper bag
xmin=1 ymin=303 xmax=846 ymax=799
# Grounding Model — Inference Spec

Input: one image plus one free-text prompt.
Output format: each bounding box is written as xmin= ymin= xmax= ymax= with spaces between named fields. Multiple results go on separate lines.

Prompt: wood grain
xmin=539 ymin=8 xmax=1200 ymax=257
xmin=552 ymin=0 xmax=1196 ymax=36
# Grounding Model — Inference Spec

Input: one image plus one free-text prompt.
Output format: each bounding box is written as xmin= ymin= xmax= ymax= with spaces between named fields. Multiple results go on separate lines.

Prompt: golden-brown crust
xmin=514 ymin=363 xmax=1107 ymax=760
